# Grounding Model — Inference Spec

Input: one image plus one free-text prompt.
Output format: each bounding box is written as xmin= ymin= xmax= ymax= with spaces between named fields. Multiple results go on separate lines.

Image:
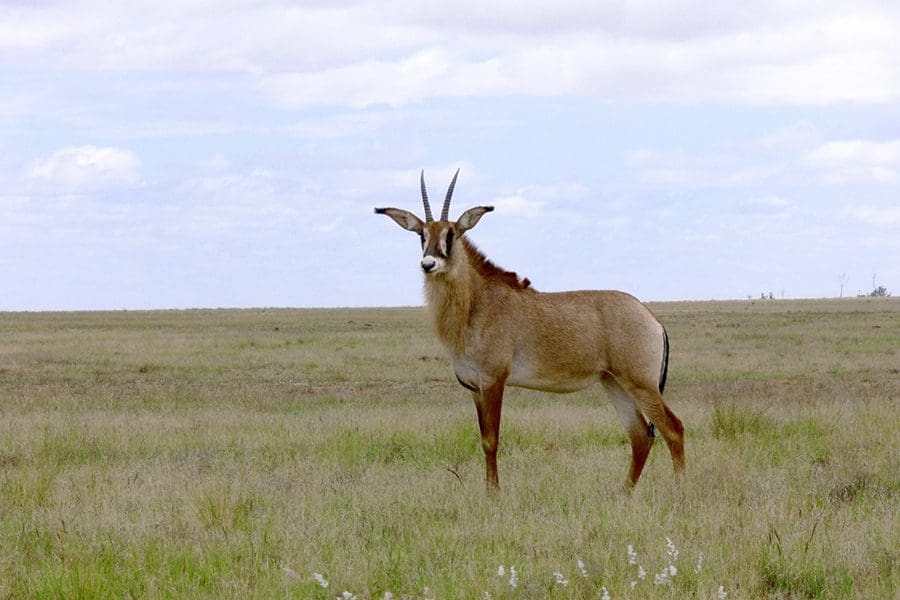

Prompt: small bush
xmin=711 ymin=403 xmax=774 ymax=439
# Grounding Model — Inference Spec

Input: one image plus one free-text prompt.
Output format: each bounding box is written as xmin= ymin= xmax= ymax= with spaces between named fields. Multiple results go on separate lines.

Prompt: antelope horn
xmin=420 ymin=170 xmax=434 ymax=222
xmin=441 ymin=168 xmax=460 ymax=221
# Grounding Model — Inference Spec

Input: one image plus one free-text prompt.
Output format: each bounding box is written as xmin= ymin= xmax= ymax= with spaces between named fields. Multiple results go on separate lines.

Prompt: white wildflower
xmin=508 ymin=566 xmax=518 ymax=589
xmin=422 ymin=586 xmax=435 ymax=600
xmin=338 ymin=592 xmax=357 ymax=600
xmin=383 ymin=593 xmax=394 ymax=600
xmin=553 ymin=571 xmax=569 ymax=586
xmin=652 ymin=537 xmax=679 ymax=584
xmin=497 ymin=565 xmax=505 ymax=577
xmin=600 ymin=585 xmax=611 ymax=600
xmin=627 ymin=544 xmax=638 ymax=565
xmin=654 ymin=563 xmax=677 ymax=585
xmin=665 ymin=537 xmax=679 ymax=562
xmin=577 ymin=559 xmax=588 ymax=578
xmin=312 ymin=573 xmax=329 ymax=589
xmin=717 ymin=585 xmax=728 ymax=599
xmin=630 ymin=562 xmax=646 ymax=589
xmin=695 ymin=551 xmax=705 ymax=574
xmin=654 ymin=568 xmax=671 ymax=585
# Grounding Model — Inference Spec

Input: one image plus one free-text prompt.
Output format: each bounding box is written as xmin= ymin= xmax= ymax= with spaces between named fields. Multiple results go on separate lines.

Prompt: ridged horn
xmin=441 ymin=168 xmax=460 ymax=221
xmin=420 ymin=170 xmax=433 ymax=222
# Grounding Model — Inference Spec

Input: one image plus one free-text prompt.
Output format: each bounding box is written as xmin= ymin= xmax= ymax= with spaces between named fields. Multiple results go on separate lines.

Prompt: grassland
xmin=0 ymin=298 xmax=897 ymax=599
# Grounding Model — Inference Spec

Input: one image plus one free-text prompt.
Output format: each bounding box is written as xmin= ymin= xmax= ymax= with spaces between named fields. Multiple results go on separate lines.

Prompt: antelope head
xmin=375 ymin=169 xmax=494 ymax=275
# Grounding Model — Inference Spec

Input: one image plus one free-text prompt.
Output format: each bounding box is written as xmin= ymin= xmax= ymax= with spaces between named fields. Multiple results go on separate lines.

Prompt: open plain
xmin=0 ymin=298 xmax=897 ymax=598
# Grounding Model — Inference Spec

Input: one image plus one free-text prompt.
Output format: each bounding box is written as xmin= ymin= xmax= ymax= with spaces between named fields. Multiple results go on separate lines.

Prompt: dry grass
xmin=0 ymin=299 xmax=897 ymax=598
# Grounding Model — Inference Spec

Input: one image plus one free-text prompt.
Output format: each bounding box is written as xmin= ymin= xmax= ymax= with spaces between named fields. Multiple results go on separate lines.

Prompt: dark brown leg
xmin=472 ymin=377 xmax=506 ymax=492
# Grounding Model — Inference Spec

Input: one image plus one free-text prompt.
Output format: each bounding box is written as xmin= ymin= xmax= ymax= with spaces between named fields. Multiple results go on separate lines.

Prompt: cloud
xmin=6 ymin=3 xmax=898 ymax=107
xmin=290 ymin=110 xmax=407 ymax=140
xmin=260 ymin=48 xmax=509 ymax=109
xmin=0 ymin=3 xmax=426 ymax=72
xmin=487 ymin=183 xmax=589 ymax=218
xmin=597 ymin=215 xmax=631 ymax=229
xmin=740 ymin=195 xmax=793 ymax=218
xmin=262 ymin=7 xmax=900 ymax=108
xmin=199 ymin=153 xmax=231 ymax=171
xmin=27 ymin=145 xmax=141 ymax=188
xmin=757 ymin=121 xmax=820 ymax=150
xmin=630 ymin=148 xmax=783 ymax=188
xmin=843 ymin=205 xmax=900 ymax=226
xmin=491 ymin=193 xmax=545 ymax=217
xmin=0 ymin=11 xmax=75 ymax=53
xmin=400 ymin=1 xmax=770 ymax=38
xmin=743 ymin=195 xmax=791 ymax=208
xmin=805 ymin=139 xmax=900 ymax=183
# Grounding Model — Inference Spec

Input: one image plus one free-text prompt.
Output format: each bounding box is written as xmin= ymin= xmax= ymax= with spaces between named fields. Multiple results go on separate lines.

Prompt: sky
xmin=1 ymin=1 xmax=899 ymax=310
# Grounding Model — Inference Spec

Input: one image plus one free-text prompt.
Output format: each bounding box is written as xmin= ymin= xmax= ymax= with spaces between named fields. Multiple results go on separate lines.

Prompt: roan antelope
xmin=375 ymin=170 xmax=684 ymax=492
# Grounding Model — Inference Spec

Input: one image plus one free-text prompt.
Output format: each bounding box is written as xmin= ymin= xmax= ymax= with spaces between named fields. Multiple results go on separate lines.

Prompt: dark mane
xmin=461 ymin=237 xmax=533 ymax=291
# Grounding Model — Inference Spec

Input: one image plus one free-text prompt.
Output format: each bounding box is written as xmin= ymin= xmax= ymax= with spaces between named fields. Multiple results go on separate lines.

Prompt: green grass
xmin=0 ymin=299 xmax=897 ymax=598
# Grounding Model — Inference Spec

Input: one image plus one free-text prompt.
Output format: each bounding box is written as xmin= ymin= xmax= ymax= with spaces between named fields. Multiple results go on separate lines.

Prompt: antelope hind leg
xmin=601 ymin=375 xmax=655 ymax=490
xmin=619 ymin=379 xmax=685 ymax=475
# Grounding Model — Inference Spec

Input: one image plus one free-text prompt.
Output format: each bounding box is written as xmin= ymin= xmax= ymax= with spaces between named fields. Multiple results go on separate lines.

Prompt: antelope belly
xmin=507 ymin=360 xmax=598 ymax=393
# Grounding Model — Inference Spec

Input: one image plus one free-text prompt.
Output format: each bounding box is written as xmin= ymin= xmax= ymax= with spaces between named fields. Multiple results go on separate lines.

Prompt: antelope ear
xmin=374 ymin=207 xmax=424 ymax=234
xmin=456 ymin=206 xmax=494 ymax=233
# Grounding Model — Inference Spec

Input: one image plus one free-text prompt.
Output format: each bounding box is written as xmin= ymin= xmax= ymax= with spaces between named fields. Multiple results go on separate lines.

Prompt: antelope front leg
xmin=472 ymin=378 xmax=506 ymax=492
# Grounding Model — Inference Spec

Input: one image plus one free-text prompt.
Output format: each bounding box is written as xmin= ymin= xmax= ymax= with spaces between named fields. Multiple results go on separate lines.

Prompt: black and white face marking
xmin=420 ymin=224 xmax=456 ymax=274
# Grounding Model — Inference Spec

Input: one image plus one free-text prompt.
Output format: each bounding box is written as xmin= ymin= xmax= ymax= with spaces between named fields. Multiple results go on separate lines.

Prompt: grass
xmin=0 ymin=298 xmax=897 ymax=598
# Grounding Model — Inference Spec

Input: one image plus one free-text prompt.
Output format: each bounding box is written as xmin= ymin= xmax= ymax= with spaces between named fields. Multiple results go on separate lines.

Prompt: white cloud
xmin=757 ymin=121 xmax=820 ymax=150
xmin=491 ymin=193 xmax=545 ymax=217
xmin=487 ymin=183 xmax=588 ymax=218
xmin=290 ymin=110 xmax=406 ymax=140
xmin=682 ymin=232 xmax=720 ymax=243
xmin=266 ymin=8 xmax=899 ymax=107
xmin=806 ymin=140 xmax=900 ymax=165
xmin=597 ymin=215 xmax=631 ymax=229
xmin=633 ymin=151 xmax=783 ymax=188
xmin=0 ymin=13 xmax=75 ymax=53
xmin=5 ymin=3 xmax=898 ymax=107
xmin=0 ymin=91 xmax=44 ymax=119
xmin=744 ymin=195 xmax=791 ymax=208
xmin=843 ymin=206 xmax=900 ymax=226
xmin=27 ymin=145 xmax=141 ymax=188
xmin=805 ymin=139 xmax=900 ymax=184
xmin=706 ymin=13 xmax=900 ymax=105
xmin=200 ymin=153 xmax=231 ymax=171
xmin=260 ymin=48 xmax=510 ymax=109
xmin=0 ymin=3 xmax=427 ymax=72
xmin=740 ymin=195 xmax=793 ymax=219
xmin=312 ymin=218 xmax=343 ymax=233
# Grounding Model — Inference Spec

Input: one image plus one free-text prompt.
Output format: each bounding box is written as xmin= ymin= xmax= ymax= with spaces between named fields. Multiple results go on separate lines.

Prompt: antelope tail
xmin=659 ymin=325 xmax=670 ymax=394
